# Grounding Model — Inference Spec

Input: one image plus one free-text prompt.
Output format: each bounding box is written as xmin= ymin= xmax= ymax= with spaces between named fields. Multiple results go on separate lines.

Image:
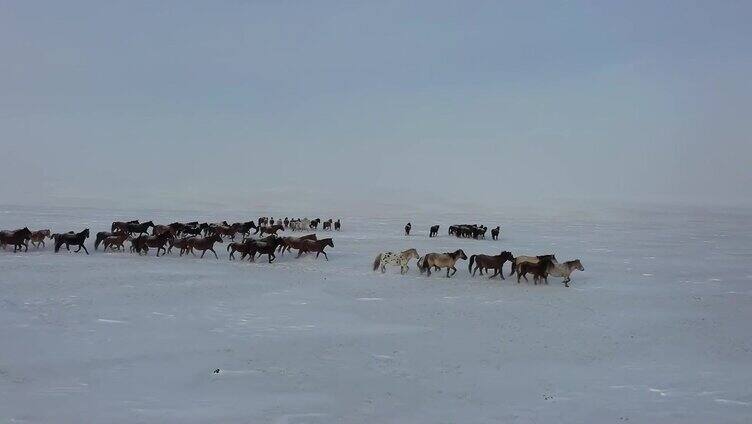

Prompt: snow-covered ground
xmin=1 ymin=203 xmax=751 ymax=423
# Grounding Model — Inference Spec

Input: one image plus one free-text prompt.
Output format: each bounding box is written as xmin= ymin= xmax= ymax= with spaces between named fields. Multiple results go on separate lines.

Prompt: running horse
xmin=29 ymin=229 xmax=52 ymax=249
xmin=54 ymin=229 xmax=90 ymax=254
xmin=294 ymin=238 xmax=334 ymax=261
xmin=419 ymin=249 xmax=468 ymax=277
xmin=0 ymin=227 xmax=32 ymax=252
xmin=185 ymin=234 xmax=223 ymax=259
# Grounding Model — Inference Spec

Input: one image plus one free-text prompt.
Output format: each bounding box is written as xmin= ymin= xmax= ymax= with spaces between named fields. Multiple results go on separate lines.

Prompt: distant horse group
xmin=404 ymin=223 xmax=499 ymax=240
xmin=373 ymin=248 xmax=584 ymax=286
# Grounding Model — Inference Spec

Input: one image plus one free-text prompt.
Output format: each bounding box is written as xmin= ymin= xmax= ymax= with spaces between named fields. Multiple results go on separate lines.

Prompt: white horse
xmin=545 ymin=259 xmax=584 ymax=287
xmin=290 ymin=218 xmax=311 ymax=231
xmin=373 ymin=248 xmax=421 ymax=274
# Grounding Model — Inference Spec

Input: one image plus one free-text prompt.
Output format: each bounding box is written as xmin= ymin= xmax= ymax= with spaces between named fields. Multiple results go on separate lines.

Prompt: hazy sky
xmin=1 ymin=1 xmax=750 ymax=210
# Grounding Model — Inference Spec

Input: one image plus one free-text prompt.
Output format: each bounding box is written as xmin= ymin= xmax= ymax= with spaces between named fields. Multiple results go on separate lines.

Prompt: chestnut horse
xmin=295 ymin=238 xmax=334 ymax=260
xmin=102 ymin=231 xmax=130 ymax=251
xmin=186 ymin=234 xmax=223 ymax=259
xmin=30 ymin=229 xmax=51 ymax=249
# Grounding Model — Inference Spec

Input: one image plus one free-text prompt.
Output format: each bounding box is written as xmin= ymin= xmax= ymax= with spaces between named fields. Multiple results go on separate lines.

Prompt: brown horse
xmin=491 ymin=226 xmax=500 ymax=240
xmin=94 ymin=231 xmax=114 ymax=250
xmin=125 ymin=221 xmax=154 ymax=236
xmin=322 ymin=219 xmax=333 ymax=230
xmin=517 ymin=257 xmax=556 ymax=285
xmin=247 ymin=237 xmax=284 ymax=263
xmin=510 ymin=255 xmax=558 ymax=278
xmin=0 ymin=227 xmax=32 ymax=252
xmin=295 ymin=238 xmax=334 ymax=260
xmin=334 ymin=219 xmax=341 ymax=231
xmin=429 ymin=225 xmax=440 ymax=237
xmin=167 ymin=236 xmax=194 ymax=256
xmin=132 ymin=232 xmax=173 ymax=256
xmin=29 ymin=229 xmax=51 ymax=248
xmin=54 ymin=229 xmax=90 ymax=254
xmin=102 ymin=231 xmax=130 ymax=251
xmin=279 ymin=234 xmax=318 ymax=255
xmin=467 ymin=251 xmax=515 ymax=279
xmin=186 ymin=234 xmax=223 ymax=259
xmin=111 ymin=220 xmax=138 ymax=233
xmin=257 ymin=224 xmax=285 ymax=237
xmin=419 ymin=249 xmax=468 ymax=277
xmin=227 ymin=239 xmax=257 ymax=260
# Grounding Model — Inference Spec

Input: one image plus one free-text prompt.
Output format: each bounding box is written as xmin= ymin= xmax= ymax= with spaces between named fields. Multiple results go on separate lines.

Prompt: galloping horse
xmin=125 ymin=221 xmax=154 ymax=236
xmin=111 ymin=220 xmax=138 ymax=233
xmin=54 ymin=229 xmax=90 ymax=254
xmin=543 ymin=259 xmax=584 ymax=287
xmin=0 ymin=227 xmax=32 ymax=252
xmin=186 ymin=234 xmax=223 ymax=259
xmin=247 ymin=237 xmax=284 ymax=263
xmin=279 ymin=234 xmax=317 ymax=255
xmin=372 ymin=248 xmax=420 ymax=274
xmin=419 ymin=249 xmax=468 ymax=277
xmin=167 ymin=236 xmax=194 ymax=256
xmin=517 ymin=257 xmax=557 ymax=285
xmin=468 ymin=251 xmax=515 ymax=279
xmin=257 ymin=224 xmax=285 ymax=237
xmin=295 ymin=238 xmax=334 ymax=260
xmin=132 ymin=232 xmax=173 ymax=256
xmin=102 ymin=231 xmax=130 ymax=251
xmin=30 ymin=229 xmax=51 ymax=248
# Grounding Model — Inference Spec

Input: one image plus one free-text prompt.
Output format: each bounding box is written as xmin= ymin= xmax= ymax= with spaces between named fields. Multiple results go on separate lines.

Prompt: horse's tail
xmin=372 ymin=254 xmax=382 ymax=271
xmin=509 ymin=258 xmax=517 ymax=276
xmin=94 ymin=234 xmax=103 ymax=250
xmin=226 ymin=243 xmax=232 ymax=252
xmin=54 ymin=237 xmax=61 ymax=253
xmin=418 ymin=256 xmax=427 ymax=273
xmin=468 ymin=255 xmax=476 ymax=274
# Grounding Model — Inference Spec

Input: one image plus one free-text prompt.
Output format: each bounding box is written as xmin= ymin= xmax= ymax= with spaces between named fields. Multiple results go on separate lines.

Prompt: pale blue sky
xmin=1 ymin=1 xmax=750 ymax=209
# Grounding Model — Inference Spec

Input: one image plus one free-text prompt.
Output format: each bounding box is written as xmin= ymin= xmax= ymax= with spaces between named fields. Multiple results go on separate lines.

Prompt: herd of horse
xmin=2 ymin=217 xmax=584 ymax=287
xmin=374 ymin=249 xmax=583 ymax=287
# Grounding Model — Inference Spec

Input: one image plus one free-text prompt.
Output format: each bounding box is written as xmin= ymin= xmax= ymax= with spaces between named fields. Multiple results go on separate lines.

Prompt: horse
xmin=517 ymin=257 xmax=557 ymax=285
xmin=543 ymin=259 xmax=584 ymax=287
xmin=94 ymin=231 xmax=115 ymax=250
xmin=372 ymin=248 xmax=420 ymax=274
xmin=152 ymin=224 xmax=176 ymax=237
xmin=167 ymin=236 xmax=194 ymax=256
xmin=283 ymin=217 xmax=290 ymax=228
xmin=125 ymin=220 xmax=154 ymax=236
xmin=0 ymin=227 xmax=32 ymax=252
xmin=257 ymin=224 xmax=285 ymax=237
xmin=54 ymin=229 xmax=90 ymax=254
xmin=102 ymin=231 xmax=130 ymax=251
xmin=29 ymin=229 xmax=51 ymax=248
xmin=429 ymin=225 xmax=440 ymax=237
xmin=279 ymin=234 xmax=317 ymax=255
xmin=322 ymin=219 xmax=333 ymax=230
xmin=418 ymin=249 xmax=467 ymax=277
xmin=404 ymin=223 xmax=411 ymax=236
xmin=111 ymin=220 xmax=138 ymax=233
xmin=334 ymin=219 xmax=341 ymax=231
xmin=247 ymin=237 xmax=284 ymax=263
xmin=468 ymin=251 xmax=515 ymax=279
xmin=236 ymin=221 xmax=258 ymax=237
xmin=186 ymin=234 xmax=223 ymax=259
xmin=309 ymin=218 xmax=321 ymax=230
xmin=227 ymin=239 xmax=257 ymax=260
xmin=510 ymin=254 xmax=558 ymax=278
xmin=491 ymin=226 xmax=500 ymax=240
xmin=294 ymin=238 xmax=334 ymax=260
xmin=132 ymin=232 xmax=173 ymax=256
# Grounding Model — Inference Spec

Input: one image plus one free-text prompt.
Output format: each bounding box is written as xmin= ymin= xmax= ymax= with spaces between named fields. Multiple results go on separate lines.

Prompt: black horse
xmin=54 ymin=229 xmax=90 ymax=254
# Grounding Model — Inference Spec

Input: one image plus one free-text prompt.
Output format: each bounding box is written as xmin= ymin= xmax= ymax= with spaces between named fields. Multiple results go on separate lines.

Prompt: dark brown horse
xmin=227 ymin=239 xmax=255 ymax=260
xmin=125 ymin=221 xmax=154 ymax=236
xmin=132 ymin=232 xmax=173 ymax=256
xmin=111 ymin=220 xmax=138 ymax=233
xmin=54 ymin=229 xmax=90 ymax=254
xmin=491 ymin=226 xmax=500 ymax=240
xmin=186 ymin=234 xmax=223 ymax=259
xmin=247 ymin=237 xmax=284 ymax=263
xmin=294 ymin=238 xmax=334 ymax=260
xmin=405 ymin=223 xmax=411 ymax=236
xmin=517 ymin=257 xmax=556 ymax=285
xmin=468 ymin=251 xmax=515 ymax=279
xmin=322 ymin=219 xmax=333 ymax=230
xmin=334 ymin=219 xmax=341 ymax=231
xmin=0 ymin=227 xmax=32 ymax=252
xmin=94 ymin=231 xmax=114 ymax=250
xmin=429 ymin=225 xmax=440 ymax=237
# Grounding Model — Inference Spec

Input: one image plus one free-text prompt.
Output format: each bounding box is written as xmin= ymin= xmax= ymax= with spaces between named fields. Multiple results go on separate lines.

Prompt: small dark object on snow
xmin=213 ymin=369 xmax=220 ymax=374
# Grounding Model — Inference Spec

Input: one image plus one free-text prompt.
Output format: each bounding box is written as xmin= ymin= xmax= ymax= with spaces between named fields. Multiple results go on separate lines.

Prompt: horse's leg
xmin=446 ymin=267 xmax=451 ymax=278
xmin=81 ymin=244 xmax=89 ymax=255
xmin=200 ymin=249 xmax=206 ymax=258
xmin=322 ymin=251 xmax=328 ymax=261
xmin=211 ymin=248 xmax=218 ymax=259
xmin=452 ymin=266 xmax=458 ymax=277
xmin=563 ymin=277 xmax=570 ymax=288
xmin=489 ymin=269 xmax=499 ymax=279
xmin=268 ymin=252 xmax=275 ymax=263
xmin=381 ymin=264 xmax=386 ymax=273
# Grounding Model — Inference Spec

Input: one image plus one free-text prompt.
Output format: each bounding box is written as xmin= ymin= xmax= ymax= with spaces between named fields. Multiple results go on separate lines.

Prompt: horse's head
xmin=325 ymin=238 xmax=334 ymax=248
xmin=456 ymin=249 xmax=468 ymax=260
xmin=501 ymin=251 xmax=514 ymax=261
xmin=82 ymin=229 xmax=90 ymax=238
xmin=571 ymin=259 xmax=584 ymax=271
xmin=212 ymin=234 xmax=224 ymax=243
xmin=144 ymin=221 xmax=155 ymax=227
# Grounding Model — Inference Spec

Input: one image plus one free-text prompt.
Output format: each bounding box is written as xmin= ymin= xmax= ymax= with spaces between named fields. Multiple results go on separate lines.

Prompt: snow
xmin=1 ymin=203 xmax=751 ymax=423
